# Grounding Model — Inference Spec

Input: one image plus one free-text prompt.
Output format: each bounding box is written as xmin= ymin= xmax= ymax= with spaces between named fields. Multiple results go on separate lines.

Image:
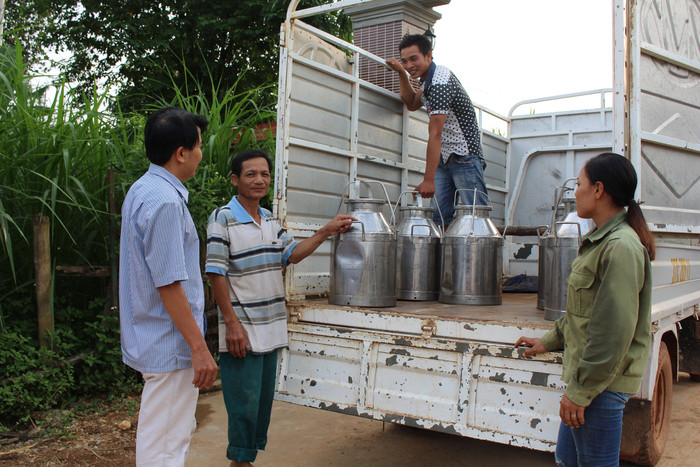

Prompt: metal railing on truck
xmin=276 ymin=0 xmax=509 ymax=298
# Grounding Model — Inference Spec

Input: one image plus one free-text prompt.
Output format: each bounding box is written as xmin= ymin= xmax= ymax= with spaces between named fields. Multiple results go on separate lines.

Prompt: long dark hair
xmin=583 ymin=152 xmax=655 ymax=260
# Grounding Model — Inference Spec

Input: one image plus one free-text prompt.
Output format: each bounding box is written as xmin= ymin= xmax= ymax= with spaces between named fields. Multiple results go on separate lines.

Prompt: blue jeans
xmin=555 ymin=390 xmax=632 ymax=467
xmin=432 ymin=153 xmax=489 ymax=227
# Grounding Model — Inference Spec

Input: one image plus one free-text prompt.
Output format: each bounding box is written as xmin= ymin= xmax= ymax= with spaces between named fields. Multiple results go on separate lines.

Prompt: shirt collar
xmin=420 ymin=61 xmax=437 ymax=89
xmin=147 ymin=163 xmax=189 ymax=203
xmin=227 ymin=195 xmax=269 ymax=223
xmin=583 ymin=209 xmax=627 ymax=244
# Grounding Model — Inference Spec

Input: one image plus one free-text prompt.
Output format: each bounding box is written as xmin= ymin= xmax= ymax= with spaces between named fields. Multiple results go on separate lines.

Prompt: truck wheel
xmin=620 ymin=342 xmax=673 ymax=466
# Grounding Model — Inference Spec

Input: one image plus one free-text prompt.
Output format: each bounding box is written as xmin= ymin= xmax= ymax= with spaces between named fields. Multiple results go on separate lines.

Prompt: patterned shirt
xmin=119 ymin=163 xmax=205 ymax=374
xmin=205 ymin=196 xmax=297 ymax=354
xmin=420 ymin=62 xmax=483 ymax=163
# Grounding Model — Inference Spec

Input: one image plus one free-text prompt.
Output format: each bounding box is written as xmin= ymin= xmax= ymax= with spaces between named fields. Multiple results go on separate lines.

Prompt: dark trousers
xmin=220 ymin=350 xmax=278 ymax=463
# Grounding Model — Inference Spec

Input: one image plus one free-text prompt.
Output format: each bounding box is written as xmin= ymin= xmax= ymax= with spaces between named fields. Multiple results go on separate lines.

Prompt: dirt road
xmin=187 ymin=373 xmax=700 ymax=467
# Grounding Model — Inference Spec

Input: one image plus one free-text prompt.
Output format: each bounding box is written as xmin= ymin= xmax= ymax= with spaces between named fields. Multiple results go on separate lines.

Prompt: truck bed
xmin=288 ymin=292 xmax=553 ymax=347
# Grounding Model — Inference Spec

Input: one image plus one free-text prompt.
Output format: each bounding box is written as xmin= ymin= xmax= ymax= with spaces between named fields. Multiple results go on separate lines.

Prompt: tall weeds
xmin=0 ymin=41 xmax=276 ymax=428
xmin=0 ymin=41 xmax=276 ymax=329
xmin=0 ymin=42 xmax=120 ymax=293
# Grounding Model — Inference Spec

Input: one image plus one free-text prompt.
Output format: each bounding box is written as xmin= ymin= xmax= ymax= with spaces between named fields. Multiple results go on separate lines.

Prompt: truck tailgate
xmin=277 ymin=293 xmax=564 ymax=451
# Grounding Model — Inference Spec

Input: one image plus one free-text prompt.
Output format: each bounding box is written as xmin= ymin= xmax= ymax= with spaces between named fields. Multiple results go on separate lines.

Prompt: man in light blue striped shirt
xmin=206 ymin=149 xmax=354 ymax=467
xmin=119 ymin=107 xmax=218 ymax=466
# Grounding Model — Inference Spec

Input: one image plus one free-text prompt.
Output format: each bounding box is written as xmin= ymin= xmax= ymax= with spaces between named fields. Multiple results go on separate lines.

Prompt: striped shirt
xmin=205 ymin=196 xmax=297 ymax=354
xmin=118 ymin=163 xmax=205 ymax=373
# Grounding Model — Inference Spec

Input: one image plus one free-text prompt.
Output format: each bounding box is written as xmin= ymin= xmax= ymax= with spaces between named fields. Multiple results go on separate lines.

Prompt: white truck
xmin=272 ymin=1 xmax=700 ymax=464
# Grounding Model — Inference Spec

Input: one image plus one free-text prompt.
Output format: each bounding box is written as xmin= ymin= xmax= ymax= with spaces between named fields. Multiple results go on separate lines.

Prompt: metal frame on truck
xmin=273 ymin=1 xmax=700 ymax=464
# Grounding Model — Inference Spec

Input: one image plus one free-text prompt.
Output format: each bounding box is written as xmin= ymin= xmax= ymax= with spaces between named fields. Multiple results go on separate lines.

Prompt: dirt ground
xmin=0 ymin=396 xmax=140 ymax=466
xmin=2 ymin=374 xmax=699 ymax=466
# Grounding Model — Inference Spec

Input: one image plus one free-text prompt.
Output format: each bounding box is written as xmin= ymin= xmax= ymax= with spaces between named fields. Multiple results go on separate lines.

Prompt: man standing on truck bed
xmin=205 ymin=149 xmax=355 ymax=467
xmin=387 ymin=34 xmax=489 ymax=225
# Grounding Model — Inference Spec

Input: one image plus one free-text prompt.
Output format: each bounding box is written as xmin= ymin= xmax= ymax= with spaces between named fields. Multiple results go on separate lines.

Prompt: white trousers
xmin=136 ymin=366 xmax=199 ymax=467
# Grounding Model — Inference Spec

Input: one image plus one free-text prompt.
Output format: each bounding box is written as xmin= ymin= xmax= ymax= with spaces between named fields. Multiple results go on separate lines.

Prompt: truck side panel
xmin=277 ymin=324 xmax=565 ymax=451
xmin=633 ymin=0 xmax=700 ymax=229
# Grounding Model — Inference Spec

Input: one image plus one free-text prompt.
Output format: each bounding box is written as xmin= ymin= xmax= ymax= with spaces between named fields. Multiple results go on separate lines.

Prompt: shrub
xmin=0 ymin=296 xmax=141 ymax=431
xmin=0 ymin=331 xmax=74 ymax=428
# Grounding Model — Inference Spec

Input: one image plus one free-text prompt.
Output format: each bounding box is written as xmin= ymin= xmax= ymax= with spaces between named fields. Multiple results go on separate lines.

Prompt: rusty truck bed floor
xmin=291 ymin=292 xmax=551 ymax=327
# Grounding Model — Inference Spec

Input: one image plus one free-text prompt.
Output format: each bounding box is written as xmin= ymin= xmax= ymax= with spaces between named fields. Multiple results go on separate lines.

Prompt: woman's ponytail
xmin=626 ymin=199 xmax=655 ymax=260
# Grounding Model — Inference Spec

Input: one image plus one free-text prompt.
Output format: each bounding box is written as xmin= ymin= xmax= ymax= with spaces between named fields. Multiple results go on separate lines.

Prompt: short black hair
xmin=398 ymin=34 xmax=432 ymax=56
xmin=231 ymin=149 xmax=273 ymax=177
xmin=144 ymin=107 xmax=209 ymax=166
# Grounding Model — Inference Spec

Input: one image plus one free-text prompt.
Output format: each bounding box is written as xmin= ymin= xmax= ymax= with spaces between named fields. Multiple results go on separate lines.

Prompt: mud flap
xmin=620 ymin=398 xmax=653 ymax=464
xmin=679 ymin=317 xmax=700 ymax=380
xmin=620 ymin=342 xmax=673 ymax=466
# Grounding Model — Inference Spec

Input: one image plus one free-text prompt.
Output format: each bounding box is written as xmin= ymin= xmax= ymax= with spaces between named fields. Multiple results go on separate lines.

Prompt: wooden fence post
xmin=109 ymin=168 xmax=119 ymax=310
xmin=33 ymin=214 xmax=53 ymax=347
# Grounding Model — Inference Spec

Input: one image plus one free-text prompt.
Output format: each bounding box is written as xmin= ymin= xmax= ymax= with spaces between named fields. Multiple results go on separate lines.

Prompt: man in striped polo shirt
xmin=119 ymin=107 xmax=218 ymax=466
xmin=387 ymin=34 xmax=489 ymax=225
xmin=205 ymin=149 xmax=354 ymax=467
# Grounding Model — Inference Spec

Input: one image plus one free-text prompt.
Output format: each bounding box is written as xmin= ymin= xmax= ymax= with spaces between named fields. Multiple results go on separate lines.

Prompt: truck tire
xmin=620 ymin=342 xmax=673 ymax=466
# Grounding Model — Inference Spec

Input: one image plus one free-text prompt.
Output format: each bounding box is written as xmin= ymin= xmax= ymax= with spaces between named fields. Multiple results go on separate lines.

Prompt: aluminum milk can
xmin=537 ymin=181 xmax=577 ymax=310
xmin=543 ymin=220 xmax=583 ymax=321
xmin=329 ymin=181 xmax=396 ymax=307
xmin=394 ymin=192 xmax=443 ymax=301
xmin=439 ymin=193 xmax=504 ymax=305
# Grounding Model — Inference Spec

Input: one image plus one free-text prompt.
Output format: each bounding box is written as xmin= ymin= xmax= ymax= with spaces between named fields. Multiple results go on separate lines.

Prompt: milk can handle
xmin=549 ymin=178 xmax=577 ymax=230
xmin=338 ymin=180 xmax=395 ymax=226
xmin=348 ymin=220 xmax=366 ymax=241
xmin=336 ymin=180 xmax=373 ymax=215
xmin=392 ymin=191 xmax=409 ymax=225
xmin=335 ymin=180 xmax=393 ymax=219
xmin=393 ymin=191 xmax=412 ymax=218
xmin=410 ymin=224 xmax=433 ymax=241
xmin=394 ymin=191 xmax=445 ymax=233
xmin=453 ymin=188 xmax=490 ymax=208
xmin=553 ymin=221 xmax=582 ymax=246
xmin=536 ymin=225 xmax=550 ymax=239
xmin=362 ymin=180 xmax=395 ymax=227
xmin=335 ymin=181 xmax=356 ymax=216
xmin=550 ymin=186 xmax=563 ymax=230
xmin=435 ymin=198 xmax=444 ymax=233
xmin=453 ymin=188 xmax=489 ymax=234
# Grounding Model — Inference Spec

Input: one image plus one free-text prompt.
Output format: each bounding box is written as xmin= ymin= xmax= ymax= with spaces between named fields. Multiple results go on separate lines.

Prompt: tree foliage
xmin=2 ymin=1 xmax=55 ymax=69
xmin=6 ymin=0 xmax=352 ymax=111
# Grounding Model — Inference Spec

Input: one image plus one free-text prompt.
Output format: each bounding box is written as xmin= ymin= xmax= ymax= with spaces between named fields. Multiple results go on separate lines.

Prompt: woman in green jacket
xmin=516 ymin=152 xmax=655 ymax=467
